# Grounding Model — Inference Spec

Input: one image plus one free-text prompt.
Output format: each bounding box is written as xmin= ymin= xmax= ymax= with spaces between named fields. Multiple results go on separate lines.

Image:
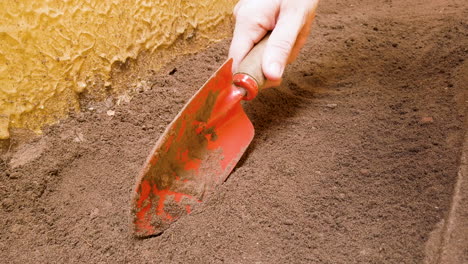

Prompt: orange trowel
xmin=131 ymin=36 xmax=270 ymax=237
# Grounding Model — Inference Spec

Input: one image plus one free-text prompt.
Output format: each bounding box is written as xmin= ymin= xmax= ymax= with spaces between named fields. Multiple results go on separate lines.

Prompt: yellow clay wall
xmin=0 ymin=0 xmax=235 ymax=139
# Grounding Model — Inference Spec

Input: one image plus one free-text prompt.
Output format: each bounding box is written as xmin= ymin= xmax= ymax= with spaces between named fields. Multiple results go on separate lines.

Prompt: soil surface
xmin=1 ymin=0 xmax=467 ymax=263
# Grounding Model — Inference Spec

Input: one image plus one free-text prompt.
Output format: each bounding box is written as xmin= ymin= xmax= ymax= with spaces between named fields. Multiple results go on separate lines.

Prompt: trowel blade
xmin=132 ymin=59 xmax=254 ymax=237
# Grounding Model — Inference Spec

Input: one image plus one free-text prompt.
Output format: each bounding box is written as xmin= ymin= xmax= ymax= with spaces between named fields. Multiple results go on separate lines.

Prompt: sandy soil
xmin=1 ymin=0 xmax=467 ymax=263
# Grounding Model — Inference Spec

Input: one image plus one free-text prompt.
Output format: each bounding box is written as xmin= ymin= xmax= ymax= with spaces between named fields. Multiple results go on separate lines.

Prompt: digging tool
xmin=132 ymin=35 xmax=270 ymax=237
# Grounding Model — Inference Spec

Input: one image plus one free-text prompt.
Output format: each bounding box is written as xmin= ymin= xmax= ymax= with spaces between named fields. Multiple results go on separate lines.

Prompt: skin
xmin=229 ymin=0 xmax=320 ymax=87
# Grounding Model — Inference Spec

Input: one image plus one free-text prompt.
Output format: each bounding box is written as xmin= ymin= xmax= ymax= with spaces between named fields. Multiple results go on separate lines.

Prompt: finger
xmin=264 ymin=78 xmax=282 ymax=89
xmin=228 ymin=20 xmax=269 ymax=73
xmin=228 ymin=0 xmax=278 ymax=72
xmin=288 ymin=15 xmax=314 ymax=63
xmin=233 ymin=0 xmax=242 ymax=16
xmin=262 ymin=10 xmax=305 ymax=81
xmin=289 ymin=1 xmax=319 ymax=63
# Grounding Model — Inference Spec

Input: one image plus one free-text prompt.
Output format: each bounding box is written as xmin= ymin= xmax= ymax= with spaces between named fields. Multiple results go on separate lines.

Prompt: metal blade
xmin=132 ymin=59 xmax=254 ymax=237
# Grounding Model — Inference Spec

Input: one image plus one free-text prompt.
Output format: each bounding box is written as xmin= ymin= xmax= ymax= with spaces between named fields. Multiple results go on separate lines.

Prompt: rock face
xmin=0 ymin=0 xmax=235 ymax=139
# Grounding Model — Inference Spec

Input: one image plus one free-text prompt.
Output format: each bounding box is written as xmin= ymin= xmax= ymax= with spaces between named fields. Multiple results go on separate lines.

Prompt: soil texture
xmin=1 ymin=0 xmax=467 ymax=263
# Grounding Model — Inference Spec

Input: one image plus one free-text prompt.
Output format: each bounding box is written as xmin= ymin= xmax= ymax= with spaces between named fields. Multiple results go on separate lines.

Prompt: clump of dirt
xmin=1 ymin=0 xmax=467 ymax=263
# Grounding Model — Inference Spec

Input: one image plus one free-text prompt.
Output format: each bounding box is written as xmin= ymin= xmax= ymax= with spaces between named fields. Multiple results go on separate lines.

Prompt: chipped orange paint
xmin=131 ymin=59 xmax=258 ymax=237
xmin=185 ymin=205 xmax=192 ymax=214
xmin=134 ymin=180 xmax=156 ymax=235
xmin=152 ymin=184 xmax=198 ymax=221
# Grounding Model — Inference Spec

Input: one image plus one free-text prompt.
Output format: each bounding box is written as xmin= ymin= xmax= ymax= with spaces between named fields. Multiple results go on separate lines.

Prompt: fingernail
xmin=269 ymin=62 xmax=283 ymax=78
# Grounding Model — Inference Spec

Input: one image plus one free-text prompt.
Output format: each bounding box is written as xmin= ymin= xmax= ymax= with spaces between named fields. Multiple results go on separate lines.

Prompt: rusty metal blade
xmin=132 ymin=59 xmax=254 ymax=237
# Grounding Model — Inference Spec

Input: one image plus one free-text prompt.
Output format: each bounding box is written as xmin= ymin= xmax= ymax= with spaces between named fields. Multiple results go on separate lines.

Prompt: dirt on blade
xmin=1 ymin=0 xmax=467 ymax=263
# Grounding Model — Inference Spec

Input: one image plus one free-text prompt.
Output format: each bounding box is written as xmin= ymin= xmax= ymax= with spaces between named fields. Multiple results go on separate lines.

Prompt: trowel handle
xmin=233 ymin=33 xmax=270 ymax=101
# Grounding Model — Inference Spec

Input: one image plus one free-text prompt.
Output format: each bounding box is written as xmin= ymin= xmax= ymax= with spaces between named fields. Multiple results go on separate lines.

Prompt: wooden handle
xmin=235 ymin=33 xmax=270 ymax=90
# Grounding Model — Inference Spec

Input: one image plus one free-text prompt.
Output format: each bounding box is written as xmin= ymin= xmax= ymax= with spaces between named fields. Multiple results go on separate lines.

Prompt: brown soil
xmin=1 ymin=0 xmax=467 ymax=263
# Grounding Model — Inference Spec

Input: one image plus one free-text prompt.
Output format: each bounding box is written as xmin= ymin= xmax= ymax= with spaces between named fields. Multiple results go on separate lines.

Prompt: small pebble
xmin=10 ymin=224 xmax=22 ymax=233
xmin=420 ymin=116 xmax=434 ymax=124
xmin=360 ymin=169 xmax=370 ymax=175
xmin=326 ymin=103 xmax=337 ymax=109
xmin=90 ymin=208 xmax=99 ymax=219
xmin=2 ymin=198 xmax=14 ymax=211
xmin=73 ymin=132 xmax=85 ymax=142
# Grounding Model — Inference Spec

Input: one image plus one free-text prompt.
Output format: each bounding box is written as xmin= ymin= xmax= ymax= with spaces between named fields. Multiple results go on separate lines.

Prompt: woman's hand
xmin=229 ymin=0 xmax=320 ymax=87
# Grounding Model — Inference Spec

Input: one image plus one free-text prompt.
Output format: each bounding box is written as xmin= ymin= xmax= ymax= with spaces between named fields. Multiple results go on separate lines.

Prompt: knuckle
xmin=252 ymin=16 xmax=272 ymax=30
xmin=234 ymin=5 xmax=273 ymax=30
xmin=233 ymin=2 xmax=242 ymax=17
xmin=236 ymin=15 xmax=272 ymax=33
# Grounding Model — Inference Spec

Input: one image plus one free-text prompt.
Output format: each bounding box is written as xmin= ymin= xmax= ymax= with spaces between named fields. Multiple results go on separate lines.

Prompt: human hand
xmin=229 ymin=0 xmax=319 ymax=88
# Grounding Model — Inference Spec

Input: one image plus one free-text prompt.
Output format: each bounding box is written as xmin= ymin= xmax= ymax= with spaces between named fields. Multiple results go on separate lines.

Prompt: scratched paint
xmin=133 ymin=90 xmax=223 ymax=236
xmin=132 ymin=60 xmax=255 ymax=237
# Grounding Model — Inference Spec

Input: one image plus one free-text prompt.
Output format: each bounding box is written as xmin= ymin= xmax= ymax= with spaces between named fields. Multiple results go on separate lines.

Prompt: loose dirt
xmin=1 ymin=0 xmax=467 ymax=263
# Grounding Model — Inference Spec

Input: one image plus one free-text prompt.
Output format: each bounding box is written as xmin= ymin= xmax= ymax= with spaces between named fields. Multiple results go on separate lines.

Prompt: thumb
xmin=262 ymin=11 xmax=304 ymax=81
